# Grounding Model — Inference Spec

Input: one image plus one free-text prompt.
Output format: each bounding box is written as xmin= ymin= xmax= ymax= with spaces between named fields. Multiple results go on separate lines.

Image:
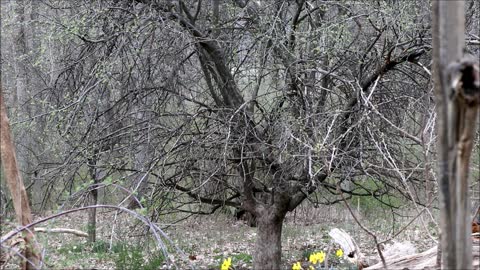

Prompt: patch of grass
xmin=144 ymin=254 xmax=167 ymax=270
xmin=214 ymin=252 xmax=252 ymax=268
xmin=92 ymin=240 xmax=109 ymax=253
xmin=55 ymin=243 xmax=90 ymax=269
xmin=57 ymin=242 xmax=86 ymax=254
xmin=54 ymin=240 xmax=164 ymax=270
xmin=113 ymin=242 xmax=165 ymax=270
xmin=302 ymin=249 xmax=315 ymax=260
xmin=113 ymin=243 xmax=144 ymax=269
xmin=232 ymin=252 xmax=252 ymax=263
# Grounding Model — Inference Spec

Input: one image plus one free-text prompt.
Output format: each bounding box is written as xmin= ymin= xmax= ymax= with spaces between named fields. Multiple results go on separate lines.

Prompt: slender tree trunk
xmin=432 ymin=0 xmax=479 ymax=268
xmin=87 ymin=157 xmax=98 ymax=243
xmin=13 ymin=0 xmax=33 ymax=205
xmin=127 ymin=143 xmax=151 ymax=209
xmin=27 ymin=0 xmax=46 ymax=210
xmin=127 ymin=94 xmax=151 ymax=209
xmin=253 ymin=209 xmax=286 ymax=270
xmin=87 ymin=189 xmax=98 ymax=243
xmin=0 ymin=87 xmax=41 ymax=269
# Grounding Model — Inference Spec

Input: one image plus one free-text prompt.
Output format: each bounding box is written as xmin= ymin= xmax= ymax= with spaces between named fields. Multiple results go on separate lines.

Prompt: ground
xmin=0 ymin=205 xmax=436 ymax=269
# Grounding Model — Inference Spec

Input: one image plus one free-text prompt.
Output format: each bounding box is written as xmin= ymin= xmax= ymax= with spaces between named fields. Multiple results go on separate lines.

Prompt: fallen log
xmin=330 ymin=227 xmax=480 ymax=269
xmin=33 ymin=227 xmax=88 ymax=238
xmin=365 ymin=238 xmax=480 ymax=269
xmin=329 ymin=228 xmax=370 ymax=268
xmin=1 ymin=227 xmax=88 ymax=243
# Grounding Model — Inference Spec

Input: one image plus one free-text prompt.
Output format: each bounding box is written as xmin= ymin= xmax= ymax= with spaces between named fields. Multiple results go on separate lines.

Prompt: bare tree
xmin=3 ymin=0 xmax=479 ymax=269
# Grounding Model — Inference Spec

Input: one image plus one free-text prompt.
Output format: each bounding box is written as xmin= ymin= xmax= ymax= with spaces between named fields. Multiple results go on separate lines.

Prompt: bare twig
xmin=337 ymin=184 xmax=387 ymax=269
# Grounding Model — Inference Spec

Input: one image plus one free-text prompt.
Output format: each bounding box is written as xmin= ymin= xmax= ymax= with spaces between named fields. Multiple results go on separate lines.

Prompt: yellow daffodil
xmin=336 ymin=249 xmax=344 ymax=258
xmin=308 ymin=251 xmax=325 ymax=264
xmin=317 ymin=251 xmax=325 ymax=263
xmin=221 ymin=257 xmax=232 ymax=270
xmin=292 ymin=261 xmax=302 ymax=270
xmin=308 ymin=265 xmax=315 ymax=270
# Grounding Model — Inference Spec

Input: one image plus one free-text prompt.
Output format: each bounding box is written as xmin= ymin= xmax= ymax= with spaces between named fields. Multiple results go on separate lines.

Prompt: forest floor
xmin=1 ymin=205 xmax=437 ymax=269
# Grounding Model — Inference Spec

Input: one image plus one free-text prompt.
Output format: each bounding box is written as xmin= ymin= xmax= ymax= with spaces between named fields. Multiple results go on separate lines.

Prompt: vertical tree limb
xmin=0 ymin=85 xmax=41 ymax=269
xmin=432 ymin=0 xmax=479 ymax=268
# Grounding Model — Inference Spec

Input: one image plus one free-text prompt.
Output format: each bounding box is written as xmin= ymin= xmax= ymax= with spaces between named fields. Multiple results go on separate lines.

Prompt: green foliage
xmin=92 ymin=240 xmax=109 ymax=253
xmin=214 ymin=252 xmax=252 ymax=266
xmin=352 ymin=178 xmax=404 ymax=215
xmin=232 ymin=253 xmax=253 ymax=263
xmin=55 ymin=240 xmax=164 ymax=269
xmin=301 ymin=249 xmax=315 ymax=260
xmin=112 ymin=243 xmax=144 ymax=269
xmin=112 ymin=242 xmax=165 ymax=270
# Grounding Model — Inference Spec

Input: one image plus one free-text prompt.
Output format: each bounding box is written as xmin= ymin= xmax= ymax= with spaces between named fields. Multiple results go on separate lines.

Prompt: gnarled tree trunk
xmin=253 ymin=207 xmax=287 ymax=270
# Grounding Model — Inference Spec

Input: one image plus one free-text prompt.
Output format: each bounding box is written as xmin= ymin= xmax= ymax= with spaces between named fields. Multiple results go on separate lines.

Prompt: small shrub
xmin=143 ymin=253 xmax=165 ymax=270
xmin=92 ymin=240 xmax=109 ymax=253
xmin=113 ymin=243 xmax=143 ymax=269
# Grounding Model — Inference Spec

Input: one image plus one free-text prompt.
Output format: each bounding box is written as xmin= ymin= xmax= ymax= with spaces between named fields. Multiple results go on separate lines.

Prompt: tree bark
xmin=0 ymin=86 xmax=41 ymax=269
xmin=87 ymin=156 xmax=98 ymax=243
xmin=13 ymin=0 xmax=34 ymax=206
xmin=432 ymin=0 xmax=479 ymax=269
xmin=254 ymin=210 xmax=286 ymax=270
xmin=87 ymin=190 xmax=97 ymax=243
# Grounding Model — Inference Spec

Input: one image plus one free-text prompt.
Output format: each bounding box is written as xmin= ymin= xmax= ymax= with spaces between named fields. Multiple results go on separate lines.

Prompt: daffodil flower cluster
xmin=292 ymin=261 xmax=302 ymax=270
xmin=221 ymin=257 xmax=231 ymax=270
xmin=291 ymin=248 xmax=344 ymax=270
xmin=309 ymin=251 xmax=325 ymax=265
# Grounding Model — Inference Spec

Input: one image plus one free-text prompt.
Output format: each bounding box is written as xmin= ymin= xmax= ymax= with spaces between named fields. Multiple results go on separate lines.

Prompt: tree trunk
xmin=253 ymin=211 xmax=286 ymax=270
xmin=13 ymin=0 xmax=34 ymax=206
xmin=127 ymin=141 xmax=151 ymax=209
xmin=0 ymin=87 xmax=41 ymax=269
xmin=87 ymin=188 xmax=98 ymax=243
xmin=87 ymin=157 xmax=98 ymax=243
xmin=27 ymin=0 xmax=46 ymax=211
xmin=432 ymin=0 xmax=479 ymax=269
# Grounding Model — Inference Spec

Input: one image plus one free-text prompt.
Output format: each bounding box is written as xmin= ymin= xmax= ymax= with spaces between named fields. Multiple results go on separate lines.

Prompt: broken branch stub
xmin=448 ymin=56 xmax=480 ymax=106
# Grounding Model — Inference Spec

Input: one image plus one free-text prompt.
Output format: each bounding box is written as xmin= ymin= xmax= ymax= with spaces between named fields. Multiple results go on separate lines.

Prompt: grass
xmin=41 ymin=237 xmax=165 ymax=269
xmin=215 ymin=252 xmax=253 ymax=264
